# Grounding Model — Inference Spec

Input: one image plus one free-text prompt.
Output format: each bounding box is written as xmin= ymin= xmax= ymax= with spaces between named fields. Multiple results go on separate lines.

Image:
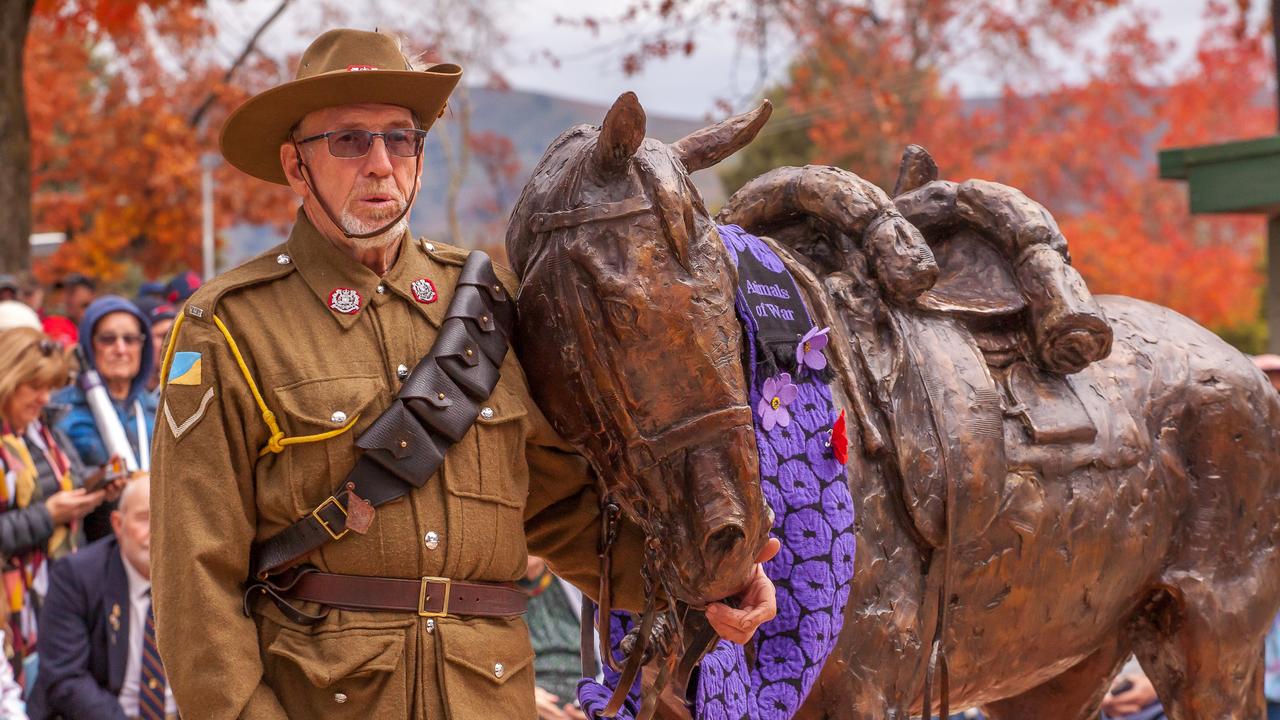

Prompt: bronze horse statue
xmin=506 ymin=91 xmax=1280 ymax=719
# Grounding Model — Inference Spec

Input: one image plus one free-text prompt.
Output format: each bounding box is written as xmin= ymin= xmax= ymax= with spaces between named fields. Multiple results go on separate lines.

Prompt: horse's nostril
xmin=703 ymin=524 xmax=746 ymax=561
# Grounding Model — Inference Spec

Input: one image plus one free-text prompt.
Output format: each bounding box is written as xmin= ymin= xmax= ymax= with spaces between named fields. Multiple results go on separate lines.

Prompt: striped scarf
xmin=0 ymin=421 xmax=76 ymax=668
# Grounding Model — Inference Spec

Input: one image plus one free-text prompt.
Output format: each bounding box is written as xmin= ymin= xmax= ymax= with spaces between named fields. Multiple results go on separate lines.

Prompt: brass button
xmin=148 ymin=679 xmax=158 ymax=690
xmin=425 ymin=531 xmax=440 ymax=550
xmin=465 ymin=348 xmax=473 ymax=357
xmin=376 ymin=284 xmax=386 ymax=294
xmin=480 ymin=407 xmax=494 ymax=420
xmin=426 ymin=618 xmax=436 ymax=634
xmin=494 ymin=663 xmax=504 ymax=678
xmin=334 ymin=692 xmax=348 ymax=704
xmin=330 ymin=411 xmax=347 ymax=424
xmin=481 ymin=315 xmax=490 ymax=323
xmin=421 ymin=240 xmax=435 ymax=252
xmin=397 ymin=364 xmax=409 ymax=380
xmin=399 ymin=440 xmax=408 ymax=448
xmin=276 ymin=253 xmax=291 ymax=265
xmin=437 ymin=392 xmax=445 ymax=400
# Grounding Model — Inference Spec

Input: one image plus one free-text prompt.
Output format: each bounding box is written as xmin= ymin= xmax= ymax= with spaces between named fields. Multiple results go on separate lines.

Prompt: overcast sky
xmin=213 ymin=0 xmax=1263 ymax=119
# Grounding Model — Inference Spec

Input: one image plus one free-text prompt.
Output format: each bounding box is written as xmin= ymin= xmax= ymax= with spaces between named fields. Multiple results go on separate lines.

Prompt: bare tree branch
xmin=189 ymin=0 xmax=293 ymax=129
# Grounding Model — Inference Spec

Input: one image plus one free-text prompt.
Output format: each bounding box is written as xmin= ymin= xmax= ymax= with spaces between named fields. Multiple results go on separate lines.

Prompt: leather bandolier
xmin=245 ymin=251 xmax=519 ymax=622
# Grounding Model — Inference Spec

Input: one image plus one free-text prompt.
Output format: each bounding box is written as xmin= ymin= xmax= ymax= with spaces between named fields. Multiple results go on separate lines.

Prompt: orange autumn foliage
xmin=25 ymin=1 xmax=295 ymax=284
xmin=782 ymin=0 xmax=1272 ymax=330
xmin=604 ymin=0 xmax=1271 ymax=331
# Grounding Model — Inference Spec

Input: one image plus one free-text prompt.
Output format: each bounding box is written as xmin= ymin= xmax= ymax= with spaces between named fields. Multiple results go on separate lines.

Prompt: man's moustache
xmin=352 ymin=184 xmax=405 ymax=202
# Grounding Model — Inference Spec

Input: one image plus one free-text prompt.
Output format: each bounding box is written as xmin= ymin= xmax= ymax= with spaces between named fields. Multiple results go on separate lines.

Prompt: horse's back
xmin=1097 ymin=294 xmax=1280 ymax=429
xmin=1099 ymin=294 xmax=1280 ymax=595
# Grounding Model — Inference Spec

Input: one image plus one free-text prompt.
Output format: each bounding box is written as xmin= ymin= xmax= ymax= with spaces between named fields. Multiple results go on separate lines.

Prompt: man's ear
xmin=280 ymin=142 xmax=310 ymax=198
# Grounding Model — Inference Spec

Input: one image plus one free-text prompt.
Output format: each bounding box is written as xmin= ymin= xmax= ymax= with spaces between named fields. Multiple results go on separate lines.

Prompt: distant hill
xmin=223 ymin=87 xmax=724 ymax=265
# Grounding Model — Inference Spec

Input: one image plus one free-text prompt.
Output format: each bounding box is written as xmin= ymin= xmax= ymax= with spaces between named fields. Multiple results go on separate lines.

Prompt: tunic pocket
xmin=438 ymin=617 xmax=536 ymax=720
xmin=467 ymin=383 xmax=529 ymax=508
xmin=264 ymin=622 xmax=412 ymax=717
xmin=271 ymin=373 xmax=387 ymax=516
xmin=441 ymin=383 xmax=530 ymax=580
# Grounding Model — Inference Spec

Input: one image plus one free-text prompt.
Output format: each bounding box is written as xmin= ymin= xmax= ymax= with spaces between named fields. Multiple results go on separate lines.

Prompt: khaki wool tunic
xmin=151 ymin=212 xmax=649 ymax=719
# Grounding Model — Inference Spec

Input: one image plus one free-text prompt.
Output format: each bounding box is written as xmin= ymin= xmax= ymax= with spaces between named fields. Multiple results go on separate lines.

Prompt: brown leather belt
xmin=275 ymin=571 xmax=528 ymax=618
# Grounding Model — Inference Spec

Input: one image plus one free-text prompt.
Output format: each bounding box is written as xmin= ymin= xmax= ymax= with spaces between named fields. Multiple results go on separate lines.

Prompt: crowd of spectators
xmin=0 ymin=270 xmax=197 ymax=718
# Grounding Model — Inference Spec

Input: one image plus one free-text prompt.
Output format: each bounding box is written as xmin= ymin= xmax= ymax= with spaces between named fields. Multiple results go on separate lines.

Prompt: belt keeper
xmin=243 ymin=578 xmax=329 ymax=625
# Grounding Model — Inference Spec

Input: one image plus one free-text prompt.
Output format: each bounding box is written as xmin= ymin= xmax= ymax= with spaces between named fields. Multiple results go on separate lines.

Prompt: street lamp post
xmin=201 ymin=152 xmax=219 ymax=280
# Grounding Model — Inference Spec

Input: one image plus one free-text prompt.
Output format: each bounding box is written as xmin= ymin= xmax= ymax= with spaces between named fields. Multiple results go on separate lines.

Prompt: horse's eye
xmin=602 ymin=297 xmax=638 ymax=336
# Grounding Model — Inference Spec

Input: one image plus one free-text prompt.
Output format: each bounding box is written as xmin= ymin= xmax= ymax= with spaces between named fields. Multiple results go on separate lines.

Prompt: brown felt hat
xmin=219 ymin=28 xmax=462 ymax=185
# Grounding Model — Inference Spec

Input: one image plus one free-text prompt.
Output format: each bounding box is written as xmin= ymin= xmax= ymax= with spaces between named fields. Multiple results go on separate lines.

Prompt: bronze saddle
xmin=718 ymin=149 xmax=1140 ymax=549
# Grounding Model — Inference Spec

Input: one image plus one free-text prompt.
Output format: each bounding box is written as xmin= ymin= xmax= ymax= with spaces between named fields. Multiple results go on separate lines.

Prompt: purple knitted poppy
xmin=757 ymin=373 xmax=797 ymax=431
xmin=796 ymin=326 xmax=830 ymax=371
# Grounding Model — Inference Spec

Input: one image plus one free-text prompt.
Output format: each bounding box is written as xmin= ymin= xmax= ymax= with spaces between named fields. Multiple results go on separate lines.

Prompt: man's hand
xmin=704 ymin=537 xmax=780 ymax=644
xmin=1100 ymin=674 xmax=1158 ymax=717
xmin=535 ymin=687 xmax=587 ymax=720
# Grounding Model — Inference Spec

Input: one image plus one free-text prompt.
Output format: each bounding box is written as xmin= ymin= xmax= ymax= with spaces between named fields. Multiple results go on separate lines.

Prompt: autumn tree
xmin=20 ymin=0 xmax=298 ymax=283
xmin=468 ymin=130 xmax=522 ymax=218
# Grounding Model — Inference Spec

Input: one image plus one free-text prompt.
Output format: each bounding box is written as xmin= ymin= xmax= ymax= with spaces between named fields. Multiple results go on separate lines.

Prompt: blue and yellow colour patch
xmin=168 ymin=351 xmax=203 ymax=386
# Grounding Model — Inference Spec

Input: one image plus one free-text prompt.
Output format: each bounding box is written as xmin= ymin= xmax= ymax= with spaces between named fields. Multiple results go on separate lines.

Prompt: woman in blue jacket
xmin=54 ymin=296 xmax=156 ymax=541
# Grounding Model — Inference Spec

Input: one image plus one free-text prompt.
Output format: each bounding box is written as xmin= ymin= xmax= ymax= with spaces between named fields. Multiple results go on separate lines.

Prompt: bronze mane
xmin=507 ymin=92 xmax=1280 ymax=719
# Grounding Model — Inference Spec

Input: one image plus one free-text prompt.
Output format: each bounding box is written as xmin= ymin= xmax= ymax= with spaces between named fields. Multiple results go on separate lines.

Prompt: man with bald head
xmin=151 ymin=28 xmax=776 ymax=719
xmin=31 ymin=478 xmax=176 ymax=719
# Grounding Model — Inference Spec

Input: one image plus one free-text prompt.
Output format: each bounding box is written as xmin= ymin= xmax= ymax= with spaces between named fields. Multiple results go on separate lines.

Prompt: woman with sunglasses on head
xmin=0 ymin=327 xmax=113 ymax=687
xmin=54 ymin=296 xmax=157 ymax=542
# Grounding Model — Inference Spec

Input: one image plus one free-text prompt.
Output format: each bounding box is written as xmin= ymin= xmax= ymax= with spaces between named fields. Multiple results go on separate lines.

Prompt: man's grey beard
xmin=340 ymin=194 xmax=410 ymax=248
xmin=340 ymin=210 xmax=409 ymax=249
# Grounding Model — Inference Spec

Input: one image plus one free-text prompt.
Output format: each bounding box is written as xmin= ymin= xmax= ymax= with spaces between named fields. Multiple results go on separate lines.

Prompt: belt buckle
xmin=311 ymin=496 xmax=349 ymax=541
xmin=418 ymin=576 xmax=452 ymax=618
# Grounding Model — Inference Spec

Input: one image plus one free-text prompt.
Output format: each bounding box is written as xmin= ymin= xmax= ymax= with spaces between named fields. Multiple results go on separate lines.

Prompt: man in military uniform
xmin=151 ymin=29 xmax=777 ymax=719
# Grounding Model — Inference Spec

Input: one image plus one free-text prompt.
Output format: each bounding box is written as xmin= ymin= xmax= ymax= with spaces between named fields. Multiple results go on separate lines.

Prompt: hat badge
xmin=329 ymin=288 xmax=362 ymax=314
xmin=411 ymin=278 xmax=438 ymax=304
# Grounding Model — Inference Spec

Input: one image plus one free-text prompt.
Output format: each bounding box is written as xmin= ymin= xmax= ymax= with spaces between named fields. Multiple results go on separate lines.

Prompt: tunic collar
xmin=286 ymin=210 xmax=448 ymax=329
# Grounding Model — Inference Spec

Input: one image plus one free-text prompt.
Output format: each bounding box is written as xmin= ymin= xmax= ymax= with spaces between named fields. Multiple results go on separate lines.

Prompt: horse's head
xmin=508 ymin=93 xmax=774 ymax=604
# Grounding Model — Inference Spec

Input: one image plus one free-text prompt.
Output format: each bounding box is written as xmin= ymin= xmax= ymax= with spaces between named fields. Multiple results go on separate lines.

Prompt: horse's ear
xmin=671 ymin=100 xmax=772 ymax=173
xmin=595 ymin=92 xmax=647 ymax=175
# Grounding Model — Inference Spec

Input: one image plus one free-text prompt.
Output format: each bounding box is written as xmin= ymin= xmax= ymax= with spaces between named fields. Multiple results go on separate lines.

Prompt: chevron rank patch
xmin=167 ymin=352 xmax=203 ymax=386
xmin=164 ymin=387 xmax=215 ymax=441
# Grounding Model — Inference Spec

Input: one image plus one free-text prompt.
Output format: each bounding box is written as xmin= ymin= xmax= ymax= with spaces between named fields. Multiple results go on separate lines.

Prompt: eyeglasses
xmin=93 ymin=333 xmax=144 ymax=347
xmin=295 ymin=128 xmax=428 ymax=159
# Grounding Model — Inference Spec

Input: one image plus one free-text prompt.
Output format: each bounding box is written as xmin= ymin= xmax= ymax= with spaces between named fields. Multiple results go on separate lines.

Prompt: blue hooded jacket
xmin=54 ymin=296 xmax=158 ymax=468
